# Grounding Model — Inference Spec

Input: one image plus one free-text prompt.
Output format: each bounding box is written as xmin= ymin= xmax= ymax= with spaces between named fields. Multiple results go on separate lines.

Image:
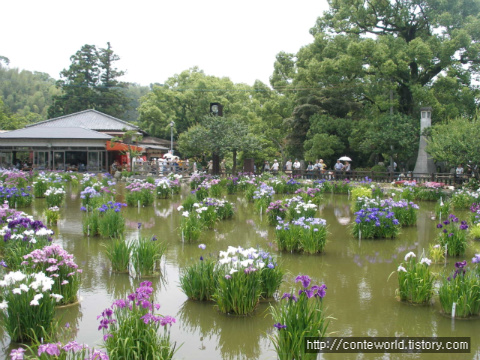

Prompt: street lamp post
xmin=170 ymin=121 xmax=174 ymax=155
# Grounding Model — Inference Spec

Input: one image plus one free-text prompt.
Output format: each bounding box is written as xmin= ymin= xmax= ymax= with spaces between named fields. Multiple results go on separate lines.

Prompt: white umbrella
xmin=338 ymin=156 xmax=352 ymax=161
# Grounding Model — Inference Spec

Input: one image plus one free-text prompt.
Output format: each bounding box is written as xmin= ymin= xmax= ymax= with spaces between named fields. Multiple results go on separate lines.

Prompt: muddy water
xmin=1 ymin=184 xmax=479 ymax=360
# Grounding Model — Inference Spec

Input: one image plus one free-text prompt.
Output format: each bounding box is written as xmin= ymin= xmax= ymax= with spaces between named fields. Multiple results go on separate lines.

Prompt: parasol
xmin=338 ymin=156 xmax=352 ymax=161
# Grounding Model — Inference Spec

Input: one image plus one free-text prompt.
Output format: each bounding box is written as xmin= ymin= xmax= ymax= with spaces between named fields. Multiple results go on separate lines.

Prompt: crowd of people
xmin=262 ymin=158 xmax=351 ymax=178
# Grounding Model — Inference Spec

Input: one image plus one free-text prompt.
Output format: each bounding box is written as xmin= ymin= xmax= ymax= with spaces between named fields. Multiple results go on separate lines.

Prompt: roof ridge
xmin=25 ymin=109 xmax=140 ymax=130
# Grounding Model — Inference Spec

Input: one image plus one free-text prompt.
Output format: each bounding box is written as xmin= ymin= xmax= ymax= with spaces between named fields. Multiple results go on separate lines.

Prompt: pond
xmin=1 ymin=184 xmax=479 ymax=360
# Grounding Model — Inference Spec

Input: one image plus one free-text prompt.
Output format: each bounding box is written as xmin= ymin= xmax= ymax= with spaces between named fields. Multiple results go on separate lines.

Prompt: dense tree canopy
xmin=271 ymin=0 xmax=480 ymax=164
xmin=427 ymin=114 xmax=480 ymax=171
xmin=48 ymin=43 xmax=130 ymax=118
xmin=0 ymin=64 xmax=60 ymax=127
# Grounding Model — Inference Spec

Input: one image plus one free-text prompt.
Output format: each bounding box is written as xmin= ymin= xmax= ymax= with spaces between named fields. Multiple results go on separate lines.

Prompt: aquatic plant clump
xmin=275 ymin=217 xmax=328 ymax=254
xmin=180 ymin=256 xmax=219 ymax=301
xmin=438 ymin=260 xmax=480 ymax=318
xmin=436 ymin=214 xmax=468 ymax=256
xmin=385 ymin=199 xmax=419 ymax=227
xmin=213 ymin=246 xmax=283 ymax=315
xmin=0 ymin=271 xmax=63 ymax=342
xmin=125 ymin=181 xmax=156 ymax=206
xmin=266 ymin=200 xmax=288 ymax=226
xmin=131 ymin=236 xmax=167 ymax=277
xmin=44 ymin=186 xmax=66 ymax=208
xmin=395 ymin=252 xmax=434 ymax=304
xmin=10 ymin=341 xmax=109 ymax=360
xmin=21 ymin=244 xmax=82 ymax=305
xmin=82 ymin=202 xmax=127 ymax=238
xmin=252 ymin=183 xmax=275 ymax=212
xmin=44 ymin=206 xmax=60 ymax=225
xmin=0 ymin=217 xmax=53 ymax=270
xmin=352 ymin=207 xmax=400 ymax=239
xmin=155 ymin=178 xmax=172 ymax=199
xmin=450 ymin=189 xmax=480 ymax=209
xmin=79 ymin=186 xmax=103 ymax=208
xmin=98 ymin=281 xmax=177 ymax=359
xmin=179 ymin=210 xmax=204 ymax=242
xmin=0 ymin=186 xmax=33 ymax=208
xmin=269 ymin=275 xmax=329 ymax=360
xmin=104 ymin=238 xmax=134 ymax=273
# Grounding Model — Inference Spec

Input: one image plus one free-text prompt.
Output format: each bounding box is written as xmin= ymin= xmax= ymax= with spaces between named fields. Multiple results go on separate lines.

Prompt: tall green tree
xmin=274 ymin=0 xmax=480 ymax=160
xmin=426 ymin=114 xmax=480 ymax=173
xmin=138 ymin=68 xmax=253 ymax=139
xmin=48 ymin=43 xmax=130 ymax=118
xmin=178 ymin=115 xmax=260 ymax=174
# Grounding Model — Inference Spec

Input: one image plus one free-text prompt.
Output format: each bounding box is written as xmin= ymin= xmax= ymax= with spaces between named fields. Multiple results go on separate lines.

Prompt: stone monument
xmin=413 ymin=107 xmax=436 ymax=175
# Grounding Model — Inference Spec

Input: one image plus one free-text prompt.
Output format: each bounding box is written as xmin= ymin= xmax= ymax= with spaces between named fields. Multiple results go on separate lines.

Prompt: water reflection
xmin=178 ymin=300 xmax=272 ymax=360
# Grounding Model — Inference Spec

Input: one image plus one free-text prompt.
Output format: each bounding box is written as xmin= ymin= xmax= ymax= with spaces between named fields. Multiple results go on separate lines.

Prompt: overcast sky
xmin=2 ymin=0 xmax=330 ymax=86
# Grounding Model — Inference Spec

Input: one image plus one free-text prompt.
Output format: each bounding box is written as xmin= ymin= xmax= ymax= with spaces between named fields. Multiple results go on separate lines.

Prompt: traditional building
xmin=0 ymin=109 xmax=169 ymax=171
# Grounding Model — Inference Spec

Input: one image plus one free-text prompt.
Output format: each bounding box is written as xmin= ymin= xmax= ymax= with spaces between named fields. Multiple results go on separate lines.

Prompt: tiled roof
xmin=0 ymin=127 xmax=112 ymax=139
xmin=25 ymin=109 xmax=140 ymax=131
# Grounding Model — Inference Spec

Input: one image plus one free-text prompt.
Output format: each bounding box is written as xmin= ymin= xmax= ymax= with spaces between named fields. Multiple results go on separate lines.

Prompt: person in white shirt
xmin=285 ymin=159 xmax=293 ymax=176
xmin=271 ymin=159 xmax=279 ymax=173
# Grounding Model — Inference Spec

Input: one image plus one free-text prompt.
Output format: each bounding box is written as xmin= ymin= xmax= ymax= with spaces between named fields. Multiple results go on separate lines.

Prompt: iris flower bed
xmin=438 ymin=260 xmax=480 ymax=317
xmin=10 ymin=341 xmax=109 ymax=360
xmin=209 ymin=246 xmax=283 ymax=314
xmin=275 ymin=217 xmax=328 ymax=253
xmin=294 ymin=187 xmax=323 ymax=205
xmin=21 ymin=244 xmax=82 ymax=305
xmin=0 ymin=217 xmax=53 ymax=270
xmin=252 ymin=183 xmax=275 ymax=213
xmin=98 ymin=281 xmax=177 ymax=359
xmin=269 ymin=275 xmax=329 ymax=360
xmin=80 ymin=187 xmax=104 ymax=208
xmin=82 ymin=202 xmax=127 ymax=238
xmin=179 ymin=210 xmax=204 ymax=242
xmin=450 ymin=189 xmax=480 ymax=209
xmin=44 ymin=187 xmax=66 ymax=208
xmin=0 ymin=186 xmax=33 ymax=208
xmin=0 ymin=271 xmax=63 ymax=342
xmin=104 ymin=238 xmax=134 ymax=273
xmin=125 ymin=181 xmax=155 ymax=206
xmin=155 ymin=178 xmax=172 ymax=199
xmin=44 ymin=206 xmax=60 ymax=225
xmin=266 ymin=200 xmax=288 ymax=226
xmin=385 ymin=199 xmax=419 ymax=226
xmin=180 ymin=247 xmax=218 ymax=301
xmin=353 ymin=206 xmax=400 ymax=239
xmin=394 ymin=252 xmax=434 ymax=304
xmin=436 ymin=214 xmax=468 ymax=256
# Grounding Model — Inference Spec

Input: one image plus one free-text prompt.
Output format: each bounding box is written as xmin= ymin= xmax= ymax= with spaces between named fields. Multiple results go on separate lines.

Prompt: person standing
xmin=271 ymin=159 xmax=279 ymax=174
xmin=285 ymin=159 xmax=293 ymax=177
xmin=220 ymin=159 xmax=226 ymax=176
xmin=334 ymin=160 xmax=344 ymax=179
xmin=264 ymin=160 xmax=271 ymax=173
xmin=344 ymin=161 xmax=351 ymax=177
xmin=293 ymin=159 xmax=301 ymax=176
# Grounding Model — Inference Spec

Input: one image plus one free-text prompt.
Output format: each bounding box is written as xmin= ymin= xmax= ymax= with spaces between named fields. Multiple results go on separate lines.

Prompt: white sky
xmin=2 ymin=0 xmax=329 ymax=87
